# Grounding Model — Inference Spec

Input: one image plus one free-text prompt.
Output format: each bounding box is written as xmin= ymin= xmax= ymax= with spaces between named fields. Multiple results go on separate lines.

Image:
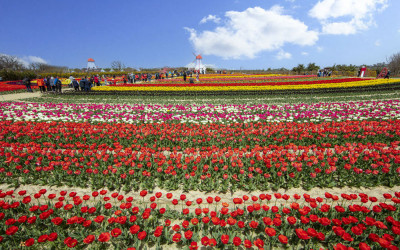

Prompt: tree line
xmin=1 ymin=52 xmax=399 ymax=81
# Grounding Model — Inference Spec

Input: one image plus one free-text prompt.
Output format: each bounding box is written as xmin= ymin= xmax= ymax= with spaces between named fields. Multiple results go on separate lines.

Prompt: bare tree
xmin=388 ymin=52 xmax=400 ymax=75
xmin=111 ymin=61 xmax=125 ymax=71
xmin=29 ymin=62 xmax=49 ymax=72
xmin=28 ymin=62 xmax=68 ymax=73
xmin=0 ymin=54 xmax=25 ymax=71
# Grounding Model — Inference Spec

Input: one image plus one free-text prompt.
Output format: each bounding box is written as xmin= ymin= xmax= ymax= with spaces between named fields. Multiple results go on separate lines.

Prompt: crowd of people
xmin=22 ymin=69 xmax=207 ymax=93
xmin=317 ymin=69 xmax=332 ymax=77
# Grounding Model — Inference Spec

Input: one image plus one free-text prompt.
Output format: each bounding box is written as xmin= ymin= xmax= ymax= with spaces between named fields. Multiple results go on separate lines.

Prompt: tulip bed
xmin=111 ymin=78 xmax=367 ymax=88
xmin=92 ymin=78 xmax=400 ymax=93
xmin=1 ymin=74 xmax=400 ymax=248
xmin=0 ymin=189 xmax=399 ymax=249
xmin=0 ymin=81 xmax=38 ymax=93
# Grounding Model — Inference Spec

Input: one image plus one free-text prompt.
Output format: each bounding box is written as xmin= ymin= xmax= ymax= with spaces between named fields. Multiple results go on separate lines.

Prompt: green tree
xmin=306 ymin=63 xmax=319 ymax=74
xmin=292 ymin=64 xmax=305 ymax=74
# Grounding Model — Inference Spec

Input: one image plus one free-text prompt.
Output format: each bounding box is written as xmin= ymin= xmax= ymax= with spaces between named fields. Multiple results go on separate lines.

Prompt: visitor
xmin=50 ymin=76 xmax=56 ymax=92
xmin=148 ymin=73 xmax=152 ymax=83
xmin=85 ymin=77 xmax=91 ymax=91
xmin=89 ymin=76 xmax=94 ymax=88
xmin=103 ymin=75 xmax=108 ymax=85
xmin=69 ymin=75 xmax=74 ymax=88
xmin=183 ymin=72 xmax=187 ymax=82
xmin=55 ymin=77 xmax=62 ymax=93
xmin=135 ymin=74 xmax=138 ymax=83
xmin=94 ymin=75 xmax=100 ymax=86
xmin=37 ymin=76 xmax=45 ymax=93
xmin=196 ymin=71 xmax=199 ymax=82
xmin=79 ymin=77 xmax=86 ymax=91
xmin=72 ymin=78 xmax=79 ymax=91
xmin=43 ymin=77 xmax=48 ymax=92
xmin=46 ymin=76 xmax=51 ymax=91
xmin=23 ymin=76 xmax=33 ymax=92
xmin=385 ymin=71 xmax=391 ymax=79
xmin=189 ymin=76 xmax=195 ymax=84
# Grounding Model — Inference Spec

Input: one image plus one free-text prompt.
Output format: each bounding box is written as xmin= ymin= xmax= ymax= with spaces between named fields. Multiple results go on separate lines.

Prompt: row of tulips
xmin=1 ymin=120 xmax=399 ymax=191
xmin=93 ymin=79 xmax=399 ymax=92
xmin=1 ymin=119 xmax=399 ymax=150
xmin=0 ymin=82 xmax=38 ymax=92
xmin=1 ymin=100 xmax=400 ymax=124
xmin=110 ymin=78 xmax=367 ymax=88
xmin=157 ymin=75 xmax=316 ymax=83
xmin=0 ymin=189 xmax=399 ymax=249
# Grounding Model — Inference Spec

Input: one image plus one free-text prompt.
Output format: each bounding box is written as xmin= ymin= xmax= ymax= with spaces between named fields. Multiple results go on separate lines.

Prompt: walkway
xmin=0 ymin=91 xmax=42 ymax=101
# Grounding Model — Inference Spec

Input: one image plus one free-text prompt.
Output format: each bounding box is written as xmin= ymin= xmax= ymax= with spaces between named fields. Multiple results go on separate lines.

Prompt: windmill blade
xmin=192 ymin=58 xmax=196 ymax=64
xmin=192 ymin=52 xmax=197 ymax=57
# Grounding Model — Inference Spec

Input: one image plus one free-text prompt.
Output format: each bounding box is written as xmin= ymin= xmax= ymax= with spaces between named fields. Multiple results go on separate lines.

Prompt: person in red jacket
xmin=37 ymin=76 xmax=45 ymax=93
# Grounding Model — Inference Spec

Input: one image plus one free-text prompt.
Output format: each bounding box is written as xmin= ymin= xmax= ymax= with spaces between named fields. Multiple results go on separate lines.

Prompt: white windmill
xmin=87 ymin=58 xmax=97 ymax=70
xmin=191 ymin=53 xmax=206 ymax=73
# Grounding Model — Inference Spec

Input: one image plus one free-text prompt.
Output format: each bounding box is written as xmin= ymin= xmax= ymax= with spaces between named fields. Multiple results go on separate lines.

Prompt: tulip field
xmin=1 ymin=74 xmax=400 ymax=249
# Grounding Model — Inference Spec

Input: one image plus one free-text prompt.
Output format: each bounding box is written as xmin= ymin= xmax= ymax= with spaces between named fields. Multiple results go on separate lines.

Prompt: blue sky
xmin=0 ymin=0 xmax=399 ymax=70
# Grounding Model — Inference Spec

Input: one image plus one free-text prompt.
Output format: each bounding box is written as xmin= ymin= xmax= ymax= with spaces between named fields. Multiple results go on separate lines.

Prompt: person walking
xmin=79 ymin=77 xmax=86 ymax=91
xmin=46 ymin=76 xmax=51 ymax=92
xmin=50 ymin=76 xmax=56 ymax=92
xmin=55 ymin=77 xmax=62 ymax=93
xmin=69 ymin=75 xmax=74 ymax=88
xmin=23 ymin=76 xmax=33 ymax=92
xmin=43 ymin=77 xmax=48 ymax=92
xmin=183 ymin=72 xmax=187 ymax=82
xmin=89 ymin=76 xmax=94 ymax=87
xmin=103 ymin=75 xmax=108 ymax=85
xmin=85 ymin=77 xmax=91 ymax=92
xmin=72 ymin=78 xmax=79 ymax=91
xmin=94 ymin=75 xmax=100 ymax=86
xmin=37 ymin=76 xmax=45 ymax=93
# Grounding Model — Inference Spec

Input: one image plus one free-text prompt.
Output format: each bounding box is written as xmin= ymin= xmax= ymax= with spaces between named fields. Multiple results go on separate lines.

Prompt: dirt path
xmin=1 ymin=183 xmax=398 ymax=209
xmin=0 ymin=91 xmax=42 ymax=101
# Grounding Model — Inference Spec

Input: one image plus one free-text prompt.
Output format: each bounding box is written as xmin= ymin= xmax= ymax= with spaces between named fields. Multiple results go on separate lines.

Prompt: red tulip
xmin=137 ymin=231 xmax=147 ymax=240
xmin=221 ymin=234 xmax=229 ymax=244
xmin=278 ymin=235 xmax=288 ymax=244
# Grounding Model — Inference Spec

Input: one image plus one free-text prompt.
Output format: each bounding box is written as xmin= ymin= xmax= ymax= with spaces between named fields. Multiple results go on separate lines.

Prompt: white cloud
xmin=301 ymin=52 xmax=309 ymax=56
xmin=0 ymin=53 xmax=48 ymax=68
xmin=309 ymin=0 xmax=388 ymax=35
xmin=19 ymin=56 xmax=48 ymax=67
xmin=200 ymin=15 xmax=221 ymax=24
xmin=276 ymin=50 xmax=292 ymax=60
xmin=186 ymin=6 xmax=318 ymax=59
xmin=317 ymin=46 xmax=324 ymax=52
xmin=375 ymin=40 xmax=381 ymax=46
